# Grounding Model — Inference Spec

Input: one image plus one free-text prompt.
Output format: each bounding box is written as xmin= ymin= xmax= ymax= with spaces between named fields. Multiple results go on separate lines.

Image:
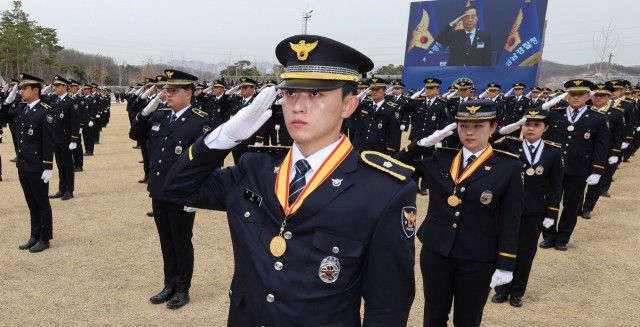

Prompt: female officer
xmin=490 ymin=108 xmax=564 ymax=307
xmin=395 ymin=99 xmax=524 ymax=327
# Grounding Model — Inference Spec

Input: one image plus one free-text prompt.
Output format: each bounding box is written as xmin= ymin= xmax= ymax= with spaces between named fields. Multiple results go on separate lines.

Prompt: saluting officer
xmin=91 ymin=83 xmax=104 ymax=145
xmin=0 ymin=73 xmax=55 ymax=253
xmin=223 ymin=77 xmax=266 ymax=164
xmin=162 ymin=35 xmax=417 ymax=326
xmin=395 ymin=99 xmax=523 ymax=327
xmin=198 ymin=79 xmax=228 ymax=128
xmin=129 ymin=69 xmax=211 ymax=309
xmin=529 ymin=86 xmax=544 ymax=108
xmin=540 ymin=80 xmax=610 ymax=251
xmin=353 ymin=77 xmax=401 ymax=155
xmin=486 ymin=83 xmax=506 ymax=127
xmin=443 ymin=81 xmax=474 ymax=149
xmin=504 ymin=83 xmax=531 ymax=137
xmin=263 ymin=80 xmax=280 ymax=145
xmin=47 ymin=76 xmax=81 ymax=201
xmin=4 ymin=78 xmax=22 ymax=162
xmin=82 ymin=84 xmax=97 ymax=156
xmin=344 ymin=80 xmax=368 ymax=141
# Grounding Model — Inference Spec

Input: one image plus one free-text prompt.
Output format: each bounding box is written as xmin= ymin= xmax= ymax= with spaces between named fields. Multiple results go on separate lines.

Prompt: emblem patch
xmin=332 ymin=178 xmax=343 ymax=187
xmin=60 ymin=113 xmax=64 ymax=118
xmin=395 ymin=112 xmax=399 ymax=119
xmin=74 ymin=104 xmax=78 ymax=110
xmin=383 ymin=161 xmax=393 ymax=168
xmin=175 ymin=145 xmax=183 ymax=155
xmin=290 ymin=40 xmax=318 ymax=61
xmin=584 ymin=132 xmax=591 ymax=139
xmin=318 ymin=256 xmax=340 ymax=283
xmin=402 ymin=206 xmax=417 ymax=238
xmin=378 ymin=122 xmax=383 ymax=129
xmin=432 ymin=115 xmax=436 ymax=121
xmin=274 ymin=166 xmax=279 ymax=173
xmin=536 ymin=166 xmax=544 ymax=175
xmin=203 ymin=126 xmax=211 ymax=133
xmin=480 ymin=191 xmax=493 ymax=204
xmin=28 ymin=128 xmax=34 ymax=136
xmin=46 ymin=114 xmax=54 ymax=123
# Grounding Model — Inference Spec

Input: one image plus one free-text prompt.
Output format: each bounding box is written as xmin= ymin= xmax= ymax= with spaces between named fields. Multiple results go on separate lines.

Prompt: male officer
xmin=344 ymin=80 xmax=368 ymax=141
xmin=129 ymin=69 xmax=211 ymax=309
xmin=353 ymin=77 xmax=401 ymax=155
xmin=4 ymin=78 xmax=22 ymax=162
xmin=69 ymin=79 xmax=85 ymax=172
xmin=82 ymin=84 xmax=97 ymax=156
xmin=609 ymin=80 xmax=636 ymax=163
xmin=223 ymin=77 xmax=265 ymax=164
xmin=530 ymin=86 xmax=544 ymax=108
xmin=163 ymin=34 xmax=416 ymax=326
xmin=435 ymin=5 xmax=493 ymax=66
xmin=504 ymin=83 xmax=531 ymax=137
xmin=263 ymin=80 xmax=280 ymax=145
xmin=198 ymin=79 xmax=227 ymax=128
xmin=0 ymin=73 xmax=55 ymax=252
xmin=48 ymin=76 xmax=81 ymax=201
xmin=91 ymin=83 xmax=104 ymax=145
xmin=486 ymin=83 xmax=506 ymax=127
xmin=540 ymin=80 xmax=609 ymax=251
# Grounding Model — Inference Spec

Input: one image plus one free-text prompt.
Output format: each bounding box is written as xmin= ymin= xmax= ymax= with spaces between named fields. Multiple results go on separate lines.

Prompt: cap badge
xmin=54 ymin=76 xmax=58 ymax=80
xmin=611 ymin=81 xmax=618 ymax=85
xmin=529 ymin=111 xmax=539 ymax=118
xmin=427 ymin=79 xmax=433 ymax=83
xmin=166 ymin=71 xmax=174 ymax=78
xmin=290 ymin=39 xmax=318 ymax=61
xmin=574 ymin=80 xmax=583 ymax=85
xmin=20 ymin=73 xmax=23 ymax=79
xmin=467 ymin=105 xmax=481 ymax=114
xmin=158 ymin=77 xmax=162 ymax=80
xmin=598 ymin=85 xmax=605 ymax=89
xmin=241 ymin=78 xmax=246 ymax=82
xmin=372 ymin=78 xmax=378 ymax=83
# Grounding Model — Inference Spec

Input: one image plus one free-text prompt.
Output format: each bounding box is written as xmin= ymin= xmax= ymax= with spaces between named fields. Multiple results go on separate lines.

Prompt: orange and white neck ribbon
xmin=450 ymin=145 xmax=494 ymax=185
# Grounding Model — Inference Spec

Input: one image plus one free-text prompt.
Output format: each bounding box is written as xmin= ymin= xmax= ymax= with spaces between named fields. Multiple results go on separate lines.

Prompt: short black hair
xmin=29 ymin=83 xmax=42 ymax=94
xmin=462 ymin=5 xmax=479 ymax=16
xmin=182 ymin=83 xmax=196 ymax=95
xmin=342 ymin=83 xmax=357 ymax=99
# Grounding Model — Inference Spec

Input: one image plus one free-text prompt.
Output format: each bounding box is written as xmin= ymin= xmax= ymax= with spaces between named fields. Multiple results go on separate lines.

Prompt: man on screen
xmin=435 ymin=6 xmax=493 ymax=66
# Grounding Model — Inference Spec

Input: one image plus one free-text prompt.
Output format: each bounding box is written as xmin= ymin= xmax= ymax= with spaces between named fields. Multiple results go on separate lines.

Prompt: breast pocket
xmin=168 ymin=138 xmax=189 ymax=156
xmin=306 ymin=229 xmax=364 ymax=289
xmin=229 ymin=197 xmax=266 ymax=253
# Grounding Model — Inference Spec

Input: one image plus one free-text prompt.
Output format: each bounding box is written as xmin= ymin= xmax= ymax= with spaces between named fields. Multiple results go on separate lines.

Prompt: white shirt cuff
xmin=140 ymin=110 xmax=150 ymax=117
xmin=205 ymin=124 xmax=240 ymax=149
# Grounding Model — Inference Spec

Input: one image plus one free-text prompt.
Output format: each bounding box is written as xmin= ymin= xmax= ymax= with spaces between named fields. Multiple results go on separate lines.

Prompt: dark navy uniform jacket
xmin=396 ymin=143 xmax=523 ymax=271
xmin=546 ymin=106 xmax=610 ymax=177
xmin=402 ymin=96 xmax=447 ymax=141
xmin=47 ymin=94 xmax=82 ymax=145
xmin=353 ymin=97 xmax=401 ymax=155
xmin=197 ymin=93 xmax=227 ymax=128
xmin=224 ymin=95 xmax=266 ymax=145
xmin=0 ymin=100 xmax=55 ymax=172
xmin=129 ymin=106 xmax=211 ymax=201
xmin=613 ymin=97 xmax=636 ymax=144
xmin=492 ymin=137 xmax=564 ymax=219
xmin=504 ymin=95 xmax=532 ymax=125
xmin=604 ymin=105 xmax=626 ymax=158
xmin=162 ymin=137 xmax=416 ymax=327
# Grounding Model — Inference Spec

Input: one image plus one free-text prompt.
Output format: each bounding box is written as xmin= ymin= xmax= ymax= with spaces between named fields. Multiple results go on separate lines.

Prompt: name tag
xmin=361 ymin=110 xmax=369 ymax=114
xmin=244 ymin=188 xmax=263 ymax=207
xmin=477 ymin=42 xmax=485 ymax=49
xmin=151 ymin=122 xmax=161 ymax=131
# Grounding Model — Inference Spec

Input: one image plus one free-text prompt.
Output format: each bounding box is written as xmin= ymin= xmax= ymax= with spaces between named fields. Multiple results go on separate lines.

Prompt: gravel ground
xmin=1 ymin=104 xmax=638 ymax=326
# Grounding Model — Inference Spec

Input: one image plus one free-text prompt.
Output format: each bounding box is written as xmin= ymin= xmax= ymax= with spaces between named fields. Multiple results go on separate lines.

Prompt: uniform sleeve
xmin=624 ymin=106 xmax=635 ymax=141
xmin=0 ymin=102 xmax=17 ymax=123
xmin=496 ymin=161 xmax=524 ymax=271
xmin=89 ymin=97 xmax=98 ymax=119
xmin=129 ymin=111 xmax=154 ymax=140
xmin=401 ymin=101 xmax=413 ymax=125
xmin=362 ymin=181 xmax=416 ymax=326
xmin=610 ymin=113 xmax=625 ymax=157
xmin=434 ymin=24 xmax=454 ymax=46
xmin=70 ymin=100 xmax=82 ymax=141
xmin=41 ymin=111 xmax=55 ymax=170
xmin=545 ymin=150 xmax=564 ymax=219
xmin=590 ymin=116 xmax=611 ymax=175
xmin=385 ymin=109 xmax=401 ymax=155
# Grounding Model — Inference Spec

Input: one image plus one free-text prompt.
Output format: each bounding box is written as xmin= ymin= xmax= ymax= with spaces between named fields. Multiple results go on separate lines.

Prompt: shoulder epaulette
xmin=543 ymin=140 xmax=562 ymax=148
xmin=417 ymin=96 xmax=426 ymax=101
xmin=508 ymin=95 xmax=516 ymax=98
xmin=20 ymin=101 xmax=27 ymax=104
xmin=524 ymin=96 xmax=531 ymax=99
xmin=363 ymin=96 xmax=373 ymax=102
xmin=450 ymin=95 xmax=460 ymax=99
xmin=387 ymin=101 xmax=398 ymax=107
xmin=192 ymin=107 xmax=207 ymax=117
xmin=438 ymin=96 xmax=445 ymax=101
xmin=590 ymin=107 xmax=605 ymax=114
xmin=493 ymin=149 xmax=520 ymax=159
xmin=69 ymin=94 xmax=76 ymax=99
xmin=158 ymin=108 xmax=171 ymax=111
xmin=551 ymin=106 xmax=566 ymax=110
xmin=621 ymin=99 xmax=632 ymax=103
xmin=402 ymin=94 xmax=410 ymax=98
xmin=41 ymin=102 xmax=51 ymax=109
xmin=248 ymin=145 xmax=291 ymax=156
xmin=436 ymin=146 xmax=461 ymax=153
xmin=361 ymin=151 xmax=414 ymax=181
xmin=612 ymin=106 xmax=625 ymax=112
xmin=505 ymin=136 xmax=523 ymax=142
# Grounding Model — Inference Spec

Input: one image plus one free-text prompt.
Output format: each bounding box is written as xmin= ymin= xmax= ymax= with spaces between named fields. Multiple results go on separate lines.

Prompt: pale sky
xmin=3 ymin=0 xmax=639 ymax=67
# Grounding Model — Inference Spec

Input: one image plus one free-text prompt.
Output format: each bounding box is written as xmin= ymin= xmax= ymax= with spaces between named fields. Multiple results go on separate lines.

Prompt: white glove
xmin=478 ymin=89 xmax=488 ymax=99
xmin=586 ymin=174 xmax=601 ymax=185
xmin=41 ymin=169 xmax=52 ymax=183
xmin=258 ymin=84 xmax=267 ymax=93
xmin=435 ymin=142 xmax=442 ymax=148
xmin=0 ymin=134 xmax=2 ymax=139
xmin=254 ymin=142 xmax=262 ymax=146
xmin=385 ymin=86 xmax=393 ymax=95
xmin=274 ymin=98 xmax=283 ymax=105
xmin=183 ymin=206 xmax=197 ymax=213
xmin=357 ymin=87 xmax=371 ymax=100
xmin=489 ymin=269 xmax=513 ymax=288
xmin=542 ymin=93 xmax=568 ymax=110
xmin=524 ymin=91 xmax=532 ymax=98
xmin=1 ymin=84 xmax=8 ymax=92
xmin=139 ymin=85 xmax=155 ymax=100
xmin=622 ymin=142 xmax=630 ymax=149
xmin=134 ymin=87 xmax=144 ymax=96
xmin=275 ymin=124 xmax=280 ymax=131
xmin=225 ymin=85 xmax=240 ymax=95
xmin=41 ymin=84 xmax=52 ymax=95
xmin=79 ymin=128 xmax=83 ymax=134
xmin=222 ymin=86 xmax=276 ymax=141
xmin=142 ymin=93 xmax=163 ymax=115
xmin=411 ymin=88 xmax=424 ymax=100
xmin=499 ymin=118 xmax=527 ymax=135
xmin=543 ymin=218 xmax=554 ymax=228
xmin=418 ymin=123 xmax=457 ymax=147
xmin=203 ymin=85 xmax=213 ymax=94
xmin=608 ymin=156 xmax=618 ymax=165
xmin=69 ymin=142 xmax=77 ymax=150
xmin=96 ymin=114 xmax=100 ymax=118
xmin=400 ymin=124 xmax=406 ymax=131
xmin=504 ymin=88 xmax=514 ymax=98
xmin=590 ymin=91 xmax=595 ymax=97
xmin=637 ymin=127 xmax=640 ymax=132
xmin=89 ymin=121 xmax=94 ymax=127
xmin=4 ymin=85 xmax=19 ymax=104
xmin=446 ymin=90 xmax=459 ymax=100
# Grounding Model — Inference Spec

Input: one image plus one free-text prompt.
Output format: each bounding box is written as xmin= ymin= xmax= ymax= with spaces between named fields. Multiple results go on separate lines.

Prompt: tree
xmin=592 ymin=18 xmax=618 ymax=82
xmin=375 ymin=64 xmax=404 ymax=75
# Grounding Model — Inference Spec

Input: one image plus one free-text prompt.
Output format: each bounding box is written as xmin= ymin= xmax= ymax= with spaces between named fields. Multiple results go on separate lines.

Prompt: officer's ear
xmin=490 ymin=122 xmax=497 ymax=134
xmin=341 ymin=94 xmax=358 ymax=119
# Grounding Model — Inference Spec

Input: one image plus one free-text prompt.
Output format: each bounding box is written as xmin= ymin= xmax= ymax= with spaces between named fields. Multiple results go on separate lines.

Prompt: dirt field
xmin=1 ymin=103 xmax=639 ymax=326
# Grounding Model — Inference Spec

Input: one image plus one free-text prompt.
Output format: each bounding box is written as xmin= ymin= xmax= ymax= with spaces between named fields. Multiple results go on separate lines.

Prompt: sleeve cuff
xmin=204 ymin=124 xmax=239 ymax=150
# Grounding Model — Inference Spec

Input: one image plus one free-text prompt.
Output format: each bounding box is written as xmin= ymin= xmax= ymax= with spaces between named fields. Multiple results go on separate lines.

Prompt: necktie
xmin=571 ymin=109 xmax=579 ymax=120
xmin=466 ymin=32 xmax=472 ymax=53
xmin=289 ymin=159 xmax=311 ymax=205
xmin=56 ymin=97 xmax=61 ymax=105
xmin=170 ymin=113 xmax=177 ymax=125
xmin=529 ymin=145 xmax=536 ymax=155
xmin=465 ymin=155 xmax=477 ymax=169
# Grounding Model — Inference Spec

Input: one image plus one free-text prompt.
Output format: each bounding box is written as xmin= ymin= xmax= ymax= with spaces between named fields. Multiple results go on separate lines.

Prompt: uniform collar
xmin=374 ymin=98 xmax=385 ymax=109
xmin=290 ymin=134 xmax=343 ymax=181
xmin=28 ymin=99 xmax=41 ymax=109
xmin=172 ymin=104 xmax=191 ymax=119
xmin=462 ymin=145 xmax=488 ymax=163
xmin=524 ymin=138 xmax=542 ymax=151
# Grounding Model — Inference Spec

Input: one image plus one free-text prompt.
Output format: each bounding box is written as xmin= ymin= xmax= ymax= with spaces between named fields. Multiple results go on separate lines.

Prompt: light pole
xmin=302 ymin=10 xmax=313 ymax=34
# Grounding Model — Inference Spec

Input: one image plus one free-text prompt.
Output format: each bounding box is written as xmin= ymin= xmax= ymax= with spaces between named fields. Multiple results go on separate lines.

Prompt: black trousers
xmin=83 ymin=126 xmax=94 ymax=153
xmin=73 ymin=134 xmax=84 ymax=168
xmin=599 ymin=162 xmax=618 ymax=194
xmin=152 ymin=198 xmax=196 ymax=293
xmin=421 ymin=246 xmax=495 ymax=327
xmin=54 ymin=143 xmax=75 ymax=193
xmin=495 ymin=214 xmax=545 ymax=298
xmin=18 ymin=170 xmax=53 ymax=241
xmin=542 ymin=174 xmax=586 ymax=244
xmin=94 ymin=118 xmax=102 ymax=140
xmin=141 ymin=140 xmax=150 ymax=178
xmin=231 ymin=144 xmax=250 ymax=165
xmin=583 ymin=162 xmax=613 ymax=212
xmin=264 ymin=124 xmax=278 ymax=145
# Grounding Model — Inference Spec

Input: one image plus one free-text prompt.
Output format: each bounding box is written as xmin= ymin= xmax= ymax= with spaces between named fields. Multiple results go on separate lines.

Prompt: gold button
xmin=159 ymin=160 xmax=162 ymax=163
xmin=162 ymin=148 xmax=164 ymax=151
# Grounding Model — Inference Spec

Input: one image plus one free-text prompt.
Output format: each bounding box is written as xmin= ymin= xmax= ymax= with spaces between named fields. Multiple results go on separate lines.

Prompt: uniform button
xmin=274 ymin=262 xmax=283 ymax=270
xmin=158 ymin=160 xmax=162 ymax=163
xmin=162 ymin=148 xmax=164 ymax=151
xmin=455 ymin=212 xmax=460 ymax=216
xmin=332 ymin=246 xmax=339 ymax=254
xmin=367 ymin=130 xmax=370 ymax=132
xmin=564 ymin=151 xmax=567 ymax=154
xmin=20 ymin=131 xmax=23 ymax=134
xmin=229 ymin=289 xmax=232 ymax=295
xmin=266 ymin=294 xmax=275 ymax=302
xmin=20 ymin=140 xmax=22 ymax=143
xmin=156 ymin=172 xmax=160 ymax=176
xmin=453 ymin=223 xmax=458 ymax=228
xmin=460 ymin=187 xmax=465 ymax=192
xmin=284 ymin=231 xmax=292 ymax=240
xmin=522 ymin=164 xmax=526 ymax=167
xmin=165 ymin=137 xmax=167 ymax=140
xmin=566 ymin=144 xmax=569 ymax=147
xmin=568 ymin=136 xmax=571 ymax=139
xmin=244 ymin=211 xmax=250 ymax=218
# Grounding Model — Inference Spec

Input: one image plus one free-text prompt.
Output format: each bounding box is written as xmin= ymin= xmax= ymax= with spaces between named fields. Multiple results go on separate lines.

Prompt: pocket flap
xmin=229 ymin=278 xmax=245 ymax=307
xmin=312 ymin=229 xmax=364 ymax=258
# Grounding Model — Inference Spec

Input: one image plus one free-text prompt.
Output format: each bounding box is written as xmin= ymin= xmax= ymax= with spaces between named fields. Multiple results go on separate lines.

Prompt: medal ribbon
xmin=565 ymin=106 xmax=587 ymax=125
xmin=450 ymin=145 xmax=494 ymax=186
xmin=275 ymin=134 xmax=352 ymax=216
xmin=522 ymin=140 xmax=544 ymax=166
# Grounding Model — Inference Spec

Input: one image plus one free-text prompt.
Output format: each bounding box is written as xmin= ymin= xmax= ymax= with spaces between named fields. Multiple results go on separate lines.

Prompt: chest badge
xmin=332 ymin=178 xmax=343 ymax=187
xmin=175 ymin=145 xmax=183 ymax=155
xmin=402 ymin=206 xmax=417 ymax=238
xmin=378 ymin=122 xmax=383 ymax=129
xmin=60 ymin=113 xmax=64 ymax=118
xmin=28 ymin=128 xmax=34 ymax=136
xmin=485 ymin=166 xmax=491 ymax=170
xmin=536 ymin=166 xmax=544 ymax=175
xmin=318 ymin=256 xmax=340 ymax=283
xmin=432 ymin=115 xmax=436 ymax=121
xmin=584 ymin=132 xmax=591 ymax=139
xmin=274 ymin=166 xmax=279 ymax=173
xmin=480 ymin=190 xmax=493 ymax=204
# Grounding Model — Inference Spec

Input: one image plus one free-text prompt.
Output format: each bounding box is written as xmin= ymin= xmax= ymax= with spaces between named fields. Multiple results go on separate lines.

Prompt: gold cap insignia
xmin=515 ymin=83 xmax=520 ymax=86
xmin=459 ymin=82 xmax=466 ymax=86
xmin=395 ymin=82 xmax=399 ymax=85
xmin=166 ymin=71 xmax=174 ymax=78
xmin=574 ymin=80 xmax=583 ymax=85
xmin=598 ymin=85 xmax=605 ymax=89
xmin=467 ymin=105 xmax=481 ymax=114
xmin=529 ymin=111 xmax=539 ymax=118
xmin=241 ymin=78 xmax=246 ymax=82
xmin=20 ymin=73 xmax=23 ymax=79
xmin=611 ymin=81 xmax=618 ymax=85
xmin=427 ymin=79 xmax=433 ymax=83
xmin=404 ymin=209 xmax=416 ymax=228
xmin=490 ymin=84 xmax=495 ymax=86
xmin=372 ymin=78 xmax=378 ymax=83
xmin=54 ymin=76 xmax=58 ymax=80
xmin=289 ymin=39 xmax=319 ymax=61
xmin=158 ymin=77 xmax=162 ymax=80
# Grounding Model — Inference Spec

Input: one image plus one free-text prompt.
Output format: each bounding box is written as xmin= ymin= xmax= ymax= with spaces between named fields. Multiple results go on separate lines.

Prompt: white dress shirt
xmin=462 ymin=145 xmax=488 ymax=167
xmin=289 ymin=135 xmax=343 ymax=183
xmin=374 ymin=98 xmax=385 ymax=111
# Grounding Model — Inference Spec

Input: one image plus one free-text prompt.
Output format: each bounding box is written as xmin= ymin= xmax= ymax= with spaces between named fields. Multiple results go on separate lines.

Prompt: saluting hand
xmin=225 ymin=85 xmax=241 ymax=95
xmin=142 ymin=91 xmax=164 ymax=115
xmin=450 ymin=14 xmax=468 ymax=26
xmin=499 ymin=118 xmax=527 ymax=135
xmin=411 ymin=88 xmax=425 ymax=100
xmin=418 ymin=122 xmax=457 ymax=147
xmin=4 ymin=84 xmax=19 ymax=104
xmin=41 ymin=84 xmax=52 ymax=95
xmin=203 ymin=85 xmax=213 ymax=94
xmin=223 ymin=86 xmax=276 ymax=142
xmin=139 ymin=85 xmax=155 ymax=100
xmin=357 ymin=87 xmax=371 ymax=101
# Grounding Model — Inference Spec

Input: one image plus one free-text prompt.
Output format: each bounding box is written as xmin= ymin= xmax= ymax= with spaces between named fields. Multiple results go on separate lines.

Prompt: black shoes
xmin=539 ymin=239 xmax=555 ymax=249
xmin=492 ymin=293 xmax=508 ymax=303
xmin=138 ymin=176 xmax=148 ymax=184
xmin=74 ymin=167 xmax=84 ymax=172
xmin=49 ymin=191 xmax=64 ymax=199
xmin=94 ymin=140 xmax=100 ymax=144
xmin=139 ymin=160 xmax=144 ymax=163
xmin=554 ymin=243 xmax=568 ymax=251
xmin=420 ymin=189 xmax=428 ymax=196
xmin=19 ymin=238 xmax=37 ymax=250
xmin=62 ymin=192 xmax=74 ymax=200
xmin=581 ymin=210 xmax=591 ymax=219
xmin=83 ymin=152 xmax=93 ymax=156
xmin=133 ymin=145 xmax=141 ymax=149
xmin=147 ymin=212 xmax=154 ymax=217
xmin=167 ymin=293 xmax=190 ymax=309
xmin=623 ymin=158 xmax=630 ymax=163
xmin=601 ymin=191 xmax=611 ymax=198
xmin=10 ymin=157 xmax=17 ymax=162
xmin=150 ymin=288 xmax=174 ymax=304
xmin=29 ymin=240 xmax=50 ymax=253
xmin=510 ymin=296 xmax=523 ymax=307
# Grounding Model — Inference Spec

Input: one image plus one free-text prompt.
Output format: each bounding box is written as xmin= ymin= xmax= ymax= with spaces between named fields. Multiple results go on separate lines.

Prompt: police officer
xmin=223 ymin=77 xmax=265 ymax=164
xmin=129 ymin=69 xmax=211 ymax=309
xmin=91 ymin=83 xmax=104 ymax=145
xmin=263 ymin=80 xmax=280 ymax=145
xmin=82 ymin=83 xmax=97 ymax=156
xmin=0 ymin=73 xmax=55 ymax=253
xmin=344 ymin=80 xmax=368 ymax=141
xmin=485 ymin=83 xmax=506 ymax=127
xmin=504 ymin=83 xmax=531 ymax=137
xmin=395 ymin=99 xmax=523 ymax=327
xmin=443 ymin=81 xmax=474 ymax=149
xmin=540 ymin=80 xmax=610 ymax=251
xmin=162 ymin=35 xmax=416 ymax=326
xmin=529 ymin=86 xmax=544 ymax=108
xmin=198 ymin=79 xmax=227 ymax=128
xmin=69 ymin=80 xmax=85 ymax=172
xmin=47 ymin=76 xmax=81 ymax=201
xmin=610 ymin=80 xmax=636 ymax=163
xmin=5 ymin=78 xmax=22 ymax=162
xmin=353 ymin=77 xmax=401 ymax=155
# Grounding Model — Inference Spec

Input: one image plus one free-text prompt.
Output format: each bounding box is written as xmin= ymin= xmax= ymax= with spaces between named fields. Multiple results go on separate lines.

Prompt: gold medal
xmin=567 ymin=125 xmax=574 ymax=131
xmin=448 ymin=195 xmax=460 ymax=207
xmin=270 ymin=236 xmax=287 ymax=257
xmin=526 ymin=168 xmax=535 ymax=176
